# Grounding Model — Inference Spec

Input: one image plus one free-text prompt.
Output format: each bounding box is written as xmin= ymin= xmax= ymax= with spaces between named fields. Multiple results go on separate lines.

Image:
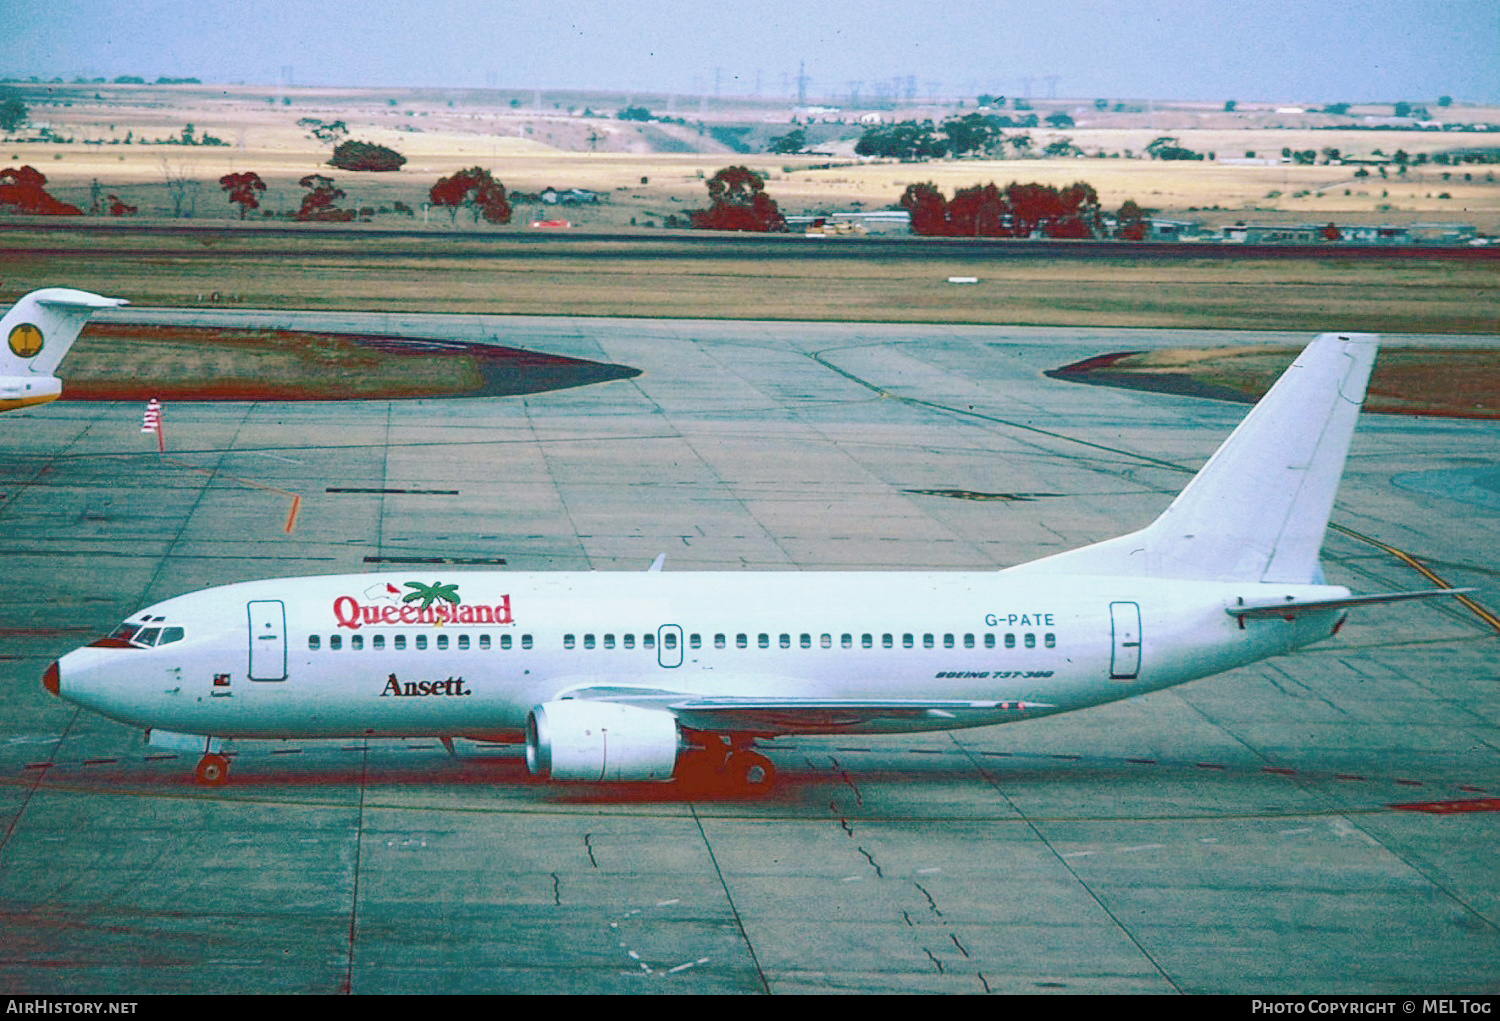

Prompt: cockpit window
xmin=88 ymin=622 xmax=186 ymax=649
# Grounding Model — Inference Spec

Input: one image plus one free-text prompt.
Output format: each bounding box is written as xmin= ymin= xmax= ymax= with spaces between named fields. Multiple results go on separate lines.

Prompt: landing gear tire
xmin=194 ymin=753 xmax=230 ymax=787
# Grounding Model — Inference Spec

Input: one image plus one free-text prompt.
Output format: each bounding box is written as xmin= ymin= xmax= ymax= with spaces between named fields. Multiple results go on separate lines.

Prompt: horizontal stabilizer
xmin=1227 ymin=588 xmax=1475 ymax=620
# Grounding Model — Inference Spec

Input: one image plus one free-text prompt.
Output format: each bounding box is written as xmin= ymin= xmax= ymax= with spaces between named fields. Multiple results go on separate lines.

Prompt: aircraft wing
xmin=1227 ymin=588 xmax=1476 ymax=620
xmin=557 ymin=686 xmax=1054 ymax=735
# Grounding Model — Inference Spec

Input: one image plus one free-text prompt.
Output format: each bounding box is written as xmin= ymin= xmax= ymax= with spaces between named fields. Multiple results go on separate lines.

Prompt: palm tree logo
xmin=402 ymin=581 xmax=462 ymax=609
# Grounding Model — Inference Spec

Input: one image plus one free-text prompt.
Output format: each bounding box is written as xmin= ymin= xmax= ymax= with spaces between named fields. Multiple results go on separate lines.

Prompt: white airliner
xmin=1 ymin=288 xmax=128 ymax=412
xmin=45 ymin=331 xmax=1469 ymax=792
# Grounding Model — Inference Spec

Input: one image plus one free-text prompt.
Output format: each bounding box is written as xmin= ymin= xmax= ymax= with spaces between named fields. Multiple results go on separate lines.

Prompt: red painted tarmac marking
xmin=1389 ymin=798 xmax=1500 ymax=814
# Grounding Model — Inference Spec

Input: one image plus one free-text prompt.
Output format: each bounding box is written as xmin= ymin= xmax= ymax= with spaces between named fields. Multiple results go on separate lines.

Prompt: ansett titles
xmin=381 ymin=673 xmax=472 ymax=697
xmin=333 ymin=592 xmax=513 ymax=630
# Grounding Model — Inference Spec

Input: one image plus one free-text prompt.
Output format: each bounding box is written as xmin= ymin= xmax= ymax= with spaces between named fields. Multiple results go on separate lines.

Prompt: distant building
xmin=1146 ymin=218 xmax=1198 ymax=241
xmin=1216 ymin=222 xmax=1473 ymax=246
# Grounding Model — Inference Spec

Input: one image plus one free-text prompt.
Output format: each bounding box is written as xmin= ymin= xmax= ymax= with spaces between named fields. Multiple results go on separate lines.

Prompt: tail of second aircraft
xmin=1009 ymin=333 xmax=1379 ymax=584
xmin=1 ymin=288 xmax=128 ymax=378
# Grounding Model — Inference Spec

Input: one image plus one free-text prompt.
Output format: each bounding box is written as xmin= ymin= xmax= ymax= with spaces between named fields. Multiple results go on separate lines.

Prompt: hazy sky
xmin=4 ymin=0 xmax=1496 ymax=104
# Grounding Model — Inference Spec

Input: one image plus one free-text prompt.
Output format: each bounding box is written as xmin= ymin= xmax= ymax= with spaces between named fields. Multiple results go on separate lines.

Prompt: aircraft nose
xmin=43 ymin=661 xmax=60 ymax=696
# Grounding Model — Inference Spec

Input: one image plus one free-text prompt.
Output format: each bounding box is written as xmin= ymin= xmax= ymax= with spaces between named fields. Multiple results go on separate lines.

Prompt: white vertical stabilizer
xmin=1008 ymin=333 xmax=1379 ymax=583
xmin=1 ymin=288 xmax=128 ymax=377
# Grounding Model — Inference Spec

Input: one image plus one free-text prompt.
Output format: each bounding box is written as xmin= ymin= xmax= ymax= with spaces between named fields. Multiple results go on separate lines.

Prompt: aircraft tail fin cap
xmin=1010 ymin=333 xmax=1379 ymax=583
xmin=1 ymin=288 xmax=128 ymax=376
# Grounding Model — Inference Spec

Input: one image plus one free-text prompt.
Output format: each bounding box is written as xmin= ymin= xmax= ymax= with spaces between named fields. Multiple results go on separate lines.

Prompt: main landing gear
xmin=677 ymin=733 xmax=776 ymax=796
xmin=194 ymin=752 xmax=231 ymax=787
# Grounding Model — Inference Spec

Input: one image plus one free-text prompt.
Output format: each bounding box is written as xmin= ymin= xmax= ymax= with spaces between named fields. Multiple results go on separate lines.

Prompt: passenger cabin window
xmin=394 ymin=635 xmax=407 ymax=650
xmin=373 ymin=635 xmax=386 ymax=650
xmin=308 ymin=635 xmax=320 ymax=650
xmin=330 ymin=635 xmax=342 ymax=651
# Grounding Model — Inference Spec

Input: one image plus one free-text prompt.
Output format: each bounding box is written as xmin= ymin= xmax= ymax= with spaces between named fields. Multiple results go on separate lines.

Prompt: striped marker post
xmin=140 ymin=398 xmax=165 ymax=453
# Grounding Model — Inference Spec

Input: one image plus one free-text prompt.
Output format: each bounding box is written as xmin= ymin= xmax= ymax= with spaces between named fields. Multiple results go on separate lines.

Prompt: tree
xmin=855 ymin=121 xmax=948 ymax=160
xmin=617 ymin=106 xmax=652 ymax=121
xmin=219 ymin=171 xmax=265 ymax=219
xmin=1438 ymin=95 xmax=1452 ymax=108
xmin=298 ymin=118 xmax=349 ymax=145
xmin=767 ymin=127 xmax=807 ymax=154
xmin=0 ymin=92 xmax=28 ymax=133
xmin=429 ymin=167 xmax=512 ymax=224
xmin=1045 ymin=112 xmax=1074 ymax=129
xmin=1115 ymin=200 xmax=1149 ymax=241
xmin=295 ymin=174 xmax=353 ymax=221
xmin=1224 ymin=100 xmax=1237 ymax=112
xmin=900 ymin=180 xmax=1103 ymax=239
xmin=941 ymin=113 xmax=1002 ymax=157
xmin=0 ymin=165 xmax=83 ymax=214
xmin=1394 ymin=101 xmax=1412 ymax=118
xmin=329 ymin=140 xmax=406 ymax=172
xmin=690 ymin=166 xmax=786 ymax=232
xmin=1146 ymin=136 xmax=1203 ymax=161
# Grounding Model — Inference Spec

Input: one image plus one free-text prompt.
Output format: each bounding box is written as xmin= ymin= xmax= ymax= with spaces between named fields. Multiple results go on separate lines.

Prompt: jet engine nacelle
xmin=525 ymin=700 xmax=680 ymax=782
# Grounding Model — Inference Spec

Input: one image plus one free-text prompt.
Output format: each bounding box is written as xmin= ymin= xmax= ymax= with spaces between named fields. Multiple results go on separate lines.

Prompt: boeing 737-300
xmin=44 ymin=331 xmax=1470 ymax=792
xmin=1 ymin=288 xmax=128 ymax=411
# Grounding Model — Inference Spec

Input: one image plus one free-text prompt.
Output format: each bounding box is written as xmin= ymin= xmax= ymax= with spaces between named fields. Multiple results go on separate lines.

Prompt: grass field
xmin=2 ymin=226 xmax=1495 ymax=334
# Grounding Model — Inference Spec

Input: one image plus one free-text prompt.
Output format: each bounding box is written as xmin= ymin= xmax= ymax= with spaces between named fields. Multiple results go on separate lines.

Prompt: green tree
xmin=942 ymin=113 xmax=1003 ymax=157
xmin=767 ymin=127 xmax=807 ymax=154
xmin=0 ymin=92 xmax=28 ymax=133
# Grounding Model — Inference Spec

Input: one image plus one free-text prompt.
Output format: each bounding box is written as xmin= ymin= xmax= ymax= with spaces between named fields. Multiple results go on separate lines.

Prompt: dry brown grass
xmin=2 ymin=227 xmax=1494 ymax=334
